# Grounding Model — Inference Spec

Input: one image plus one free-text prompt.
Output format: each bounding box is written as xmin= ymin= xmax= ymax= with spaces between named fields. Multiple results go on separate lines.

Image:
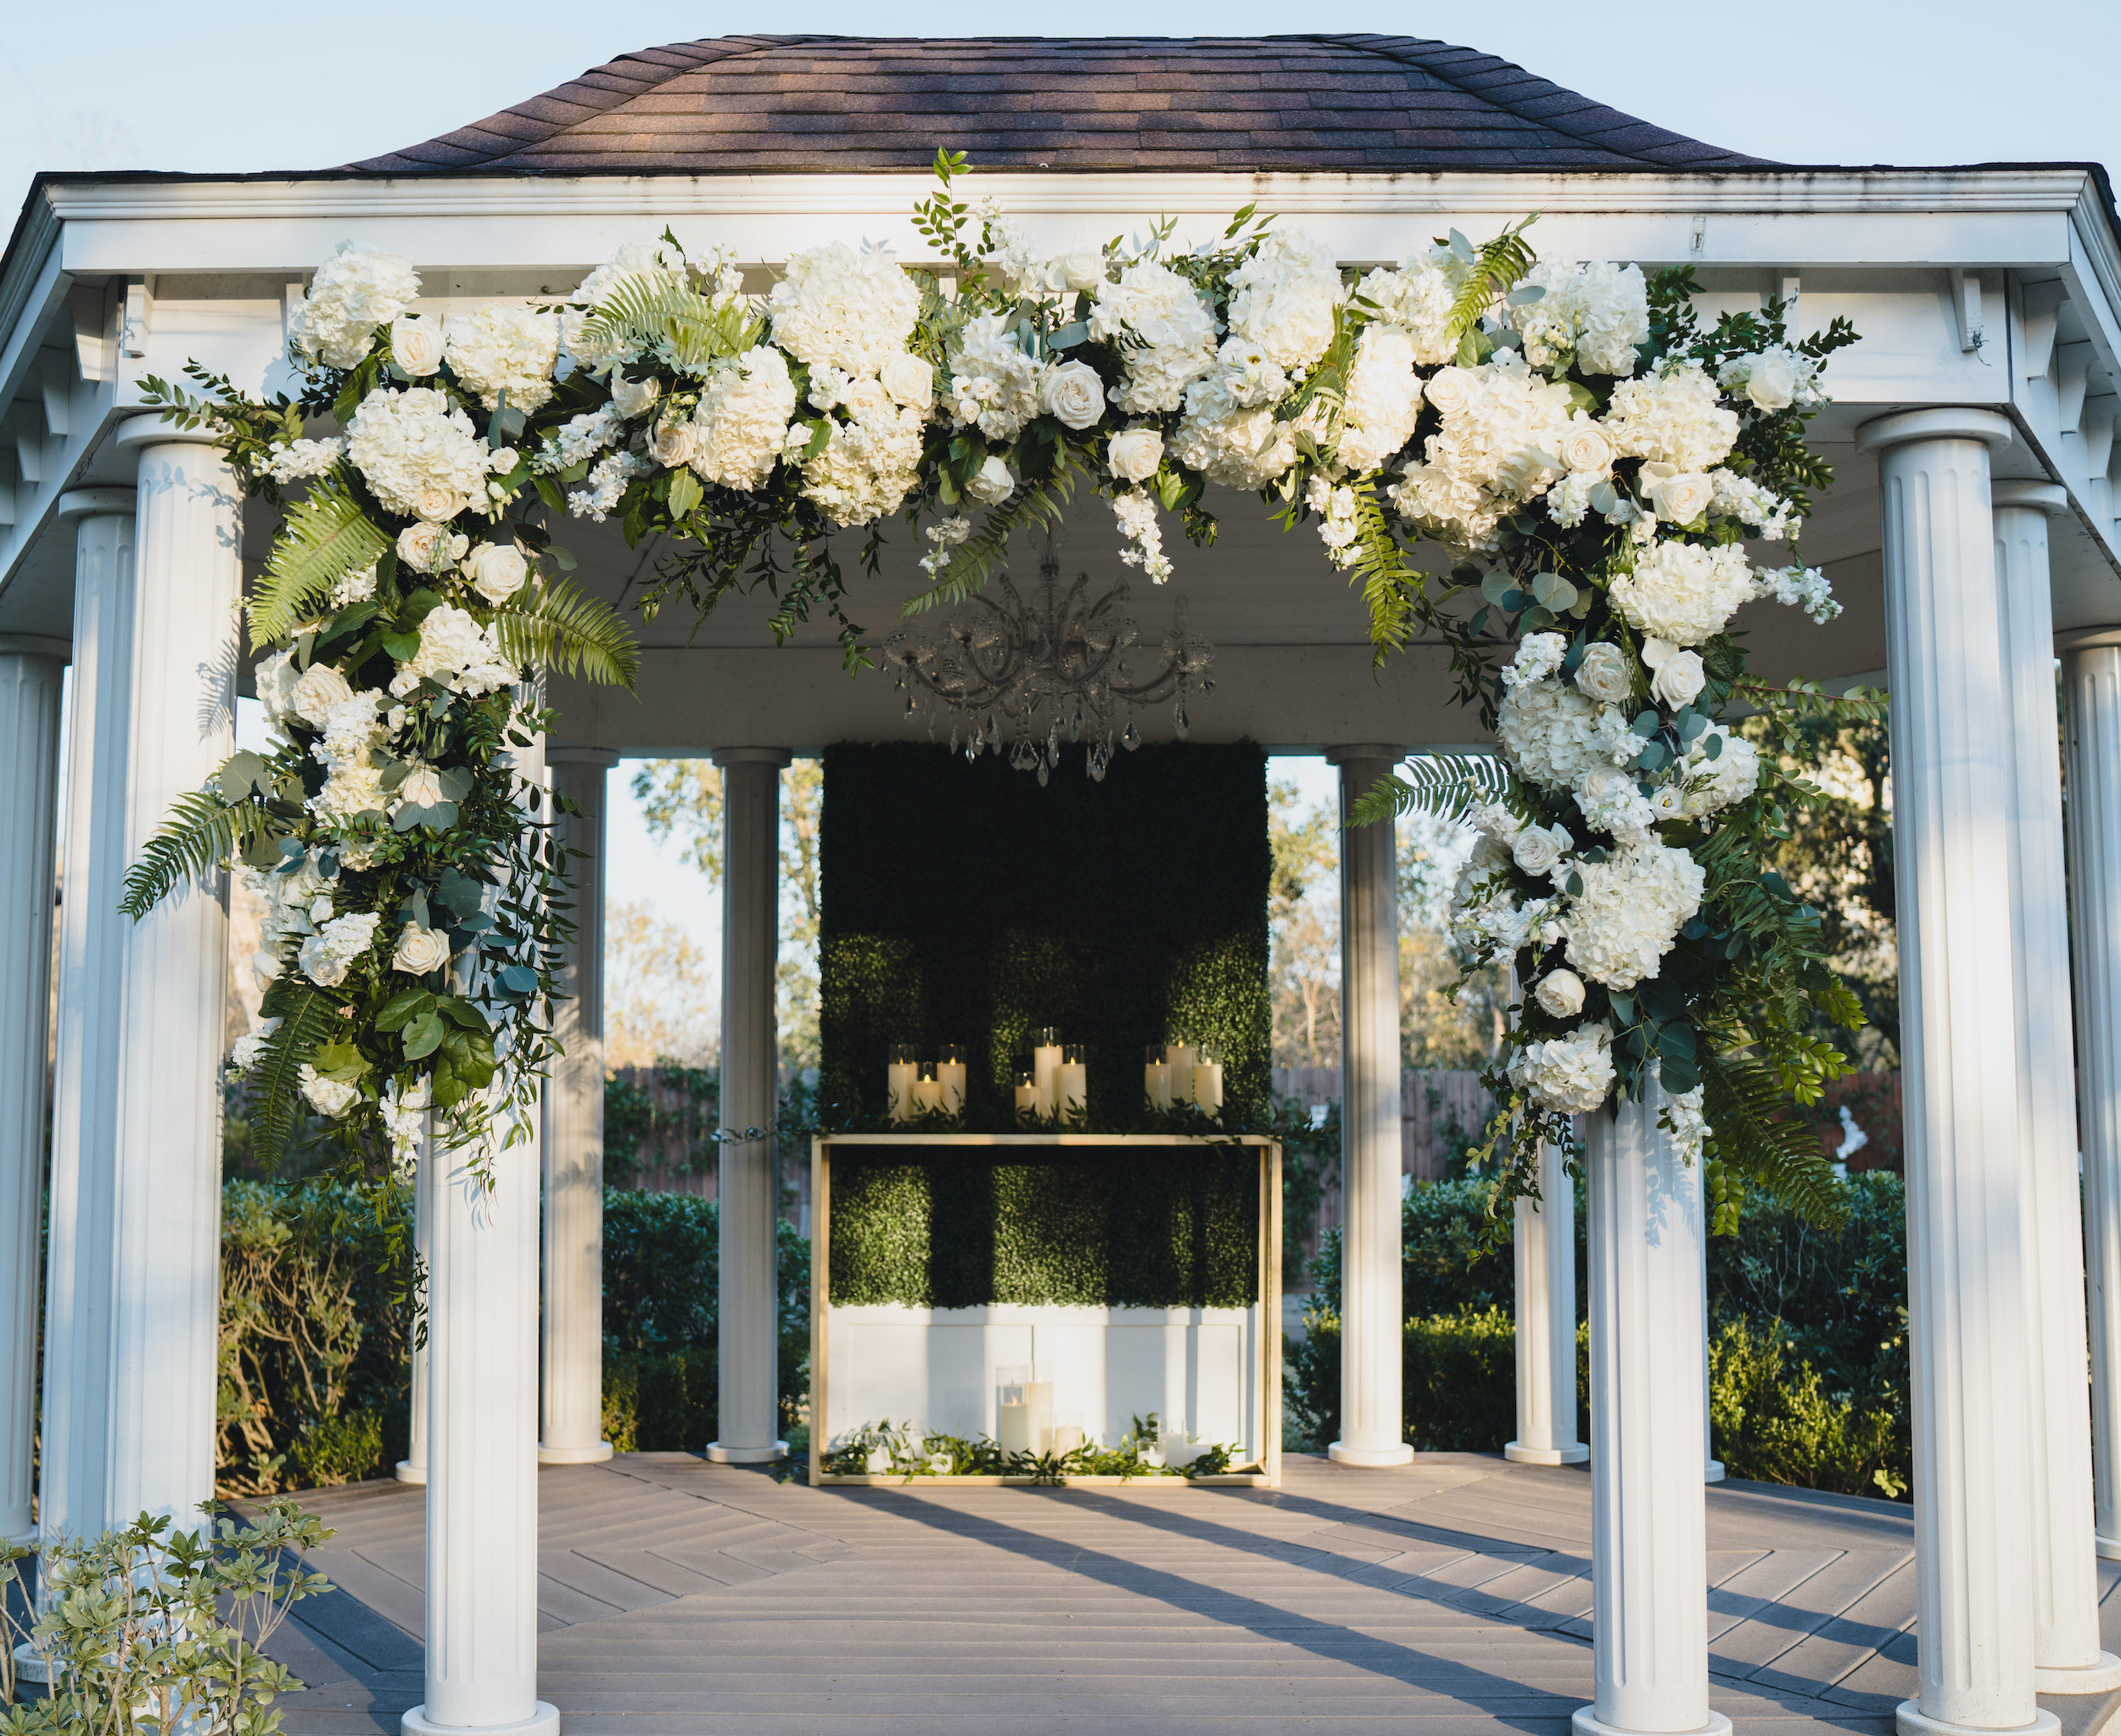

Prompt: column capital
xmin=1994 ymin=479 xmax=2072 ymax=515
xmin=1855 ymin=406 xmax=2014 ymax=455
xmin=2059 ymin=627 xmax=2121 ymax=654
xmin=112 ymin=415 xmax=222 ymax=455
xmin=0 ymin=634 xmax=69 ymax=664
xmin=712 ymin=747 xmax=794 ymax=770
xmin=56 ymin=488 xmax=135 ymax=523
xmin=1324 ymin=744 xmax=1408 ymax=767
xmin=546 ymin=746 xmax=620 ymax=770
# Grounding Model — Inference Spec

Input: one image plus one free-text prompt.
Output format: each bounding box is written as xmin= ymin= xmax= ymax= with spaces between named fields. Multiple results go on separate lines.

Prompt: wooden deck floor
xmin=261 ymin=1453 xmax=2121 ymax=1735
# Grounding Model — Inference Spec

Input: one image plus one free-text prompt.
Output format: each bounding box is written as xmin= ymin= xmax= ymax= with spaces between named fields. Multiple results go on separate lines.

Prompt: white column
xmin=540 ymin=748 xmax=618 ymax=1465
xmin=1856 ymin=407 xmax=2055 ymax=1736
xmin=2067 ymin=630 xmax=2121 ymax=1564
xmin=708 ymin=748 xmax=790 ymax=1464
xmin=1506 ymin=1138 xmax=1586 ymax=1465
xmin=1577 ymin=1086 xmax=1726 ymax=1736
xmin=1327 ymin=746 xmax=1413 ymax=1466
xmin=33 ymin=490 xmax=136 ymax=1582
xmin=1994 ymin=482 xmax=2121 ymax=1693
xmin=396 ymin=1126 xmax=432 ymax=1485
xmin=1704 ymin=1274 xmax=1724 ymax=1483
xmin=402 ymin=1126 xmax=557 ymax=1736
xmin=0 ymin=636 xmax=64 ymax=1544
xmin=102 ymin=423 xmax=240 ymax=1523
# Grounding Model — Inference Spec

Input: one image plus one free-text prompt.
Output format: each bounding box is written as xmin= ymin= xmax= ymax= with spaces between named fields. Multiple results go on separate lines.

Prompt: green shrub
xmin=1711 ymin=1317 xmax=1909 ymax=1498
xmin=604 ymin=1347 xmax=719 ymax=1453
xmin=1285 ymin=1302 xmax=1522 ymax=1453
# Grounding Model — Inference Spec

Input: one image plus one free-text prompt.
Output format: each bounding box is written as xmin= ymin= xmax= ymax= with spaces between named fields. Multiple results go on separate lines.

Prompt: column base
xmin=537 ymin=1441 xmax=615 ymax=1465
xmin=1706 ymin=1459 xmax=1726 ymax=1483
xmin=705 ymin=1440 xmax=788 ymax=1464
xmin=395 ymin=1459 xmax=427 ymax=1486
xmin=2098 ymin=1532 xmax=2121 ymax=1562
xmin=14 ymin=1642 xmax=53 ymax=1684
xmin=402 ymin=1703 xmax=560 ymax=1736
xmin=1505 ymin=1441 xmax=1589 ymax=1465
xmin=1897 ymin=1703 xmax=2061 ymax=1736
xmin=1573 ymin=1706 xmax=1731 ymax=1736
xmin=1327 ymin=1441 xmax=1415 ymax=1467
xmin=2035 ymin=1651 xmax=2121 ymax=1694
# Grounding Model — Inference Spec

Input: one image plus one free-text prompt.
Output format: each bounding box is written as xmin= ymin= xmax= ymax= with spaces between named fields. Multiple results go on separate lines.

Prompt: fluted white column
xmin=1577 ymin=1086 xmax=1721 ymax=1736
xmin=708 ymin=748 xmax=790 ymax=1463
xmin=0 ymin=636 xmax=64 ymax=1544
xmin=33 ymin=492 xmax=136 ymax=1584
xmin=1993 ymin=482 xmax=2121 ymax=1693
xmin=396 ymin=1127 xmax=433 ymax=1485
xmin=1506 ymin=1138 xmax=1586 ymax=1465
xmin=2067 ymin=630 xmax=2121 ymax=1565
xmin=1857 ymin=407 xmax=2054 ymax=1736
xmin=540 ymin=748 xmax=618 ymax=1465
xmin=1327 ymin=746 xmax=1413 ymax=1466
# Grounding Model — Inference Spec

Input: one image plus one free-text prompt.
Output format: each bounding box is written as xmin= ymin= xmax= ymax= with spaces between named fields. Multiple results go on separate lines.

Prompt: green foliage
xmin=818 ymin=742 xmax=1272 ymax=1128
xmin=1700 ymin=1053 xmax=1846 ymax=1235
xmin=1710 ymin=1318 xmax=1908 ymax=1499
xmin=490 ymin=577 xmax=642 ymax=687
xmin=820 ymin=1415 xmax=1234 ymax=1481
xmin=249 ymin=471 xmax=392 ymax=648
xmin=1349 ymin=753 xmax=1514 ymax=831
xmin=120 ymin=789 xmax=273 ymax=918
xmin=829 ymin=1145 xmax=1258 ymax=1309
xmin=575 ymin=274 xmax=764 ymax=374
xmin=602 ymin=1347 xmax=719 ymax=1455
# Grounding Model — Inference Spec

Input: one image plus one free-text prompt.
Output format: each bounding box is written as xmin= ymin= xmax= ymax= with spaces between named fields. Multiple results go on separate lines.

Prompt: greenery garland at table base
xmin=820 ymin=1415 xmax=1238 ymax=1481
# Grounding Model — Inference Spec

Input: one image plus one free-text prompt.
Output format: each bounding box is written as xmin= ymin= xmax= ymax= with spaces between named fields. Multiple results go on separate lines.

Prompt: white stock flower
xmin=1112 ymin=490 xmax=1172 ymax=583
xmin=1038 ymin=360 xmax=1105 ymax=431
xmin=1106 ymin=428 xmax=1164 ymax=484
xmin=288 ymin=243 xmax=421 ymax=371
xmin=389 ymin=314 xmax=445 ymax=377
xmin=393 ymin=923 xmax=451 ymax=976
xmin=444 ymin=304 xmax=560 ymax=413
xmin=1605 ymin=361 xmax=1741 ymax=472
xmin=1709 ymin=469 xmax=1796 ymax=540
xmin=1753 ymin=563 xmax=1841 ymax=624
xmin=462 ymin=541 xmax=529 ymax=605
xmin=1573 ymin=642 xmax=1633 ymax=704
xmin=1337 ymin=325 xmax=1423 ymax=473
xmin=345 ymin=388 xmax=491 ymax=521
xmin=690 ymin=346 xmax=799 ymax=490
xmin=299 ymin=1065 xmax=359 ymax=1120
xmin=1660 ymin=1079 xmax=1710 ymax=1165
xmin=965 ymin=455 xmax=1016 ymax=506
xmin=1089 ymin=261 xmax=1219 ymax=414
xmin=770 ymin=241 xmax=922 ymax=378
xmin=1560 ymin=839 xmax=1704 ymax=990
xmin=1532 ymin=968 xmax=1586 ymax=1019
xmin=1609 ymin=539 xmax=1756 ymax=647
xmin=289 ymin=662 xmax=355 ymax=729
xmin=1223 ymin=228 xmax=1343 ymax=373
xmin=298 ymin=910 xmax=381 ymax=988
xmin=568 ymin=451 xmax=647 ymax=522
xmin=1509 ymin=1021 xmax=1615 ymax=1116
xmin=265 ymin=438 xmax=347 ymax=484
xmin=540 ymin=407 xmax=623 ymax=474
xmin=380 ymin=1077 xmax=430 ymax=1170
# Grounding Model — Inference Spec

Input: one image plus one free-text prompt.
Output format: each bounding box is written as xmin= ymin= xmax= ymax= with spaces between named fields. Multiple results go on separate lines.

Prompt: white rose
xmin=1533 ymin=968 xmax=1587 ymax=1019
xmin=289 ymin=662 xmax=355 ymax=728
xmin=393 ymin=923 xmax=451 ymax=976
xmin=1650 ymin=649 xmax=1706 ymax=708
xmin=1744 ymin=350 xmax=1803 ymax=411
xmin=1558 ymin=417 xmax=1615 ymax=477
xmin=1423 ymin=367 xmax=1475 ymax=417
xmin=1038 ymin=361 xmax=1105 ymax=431
xmin=842 ymin=378 xmax=893 ymax=426
xmin=397 ymin=522 xmax=455 ymax=573
xmin=485 ymin=446 xmax=518 ymax=473
xmin=389 ymin=315 xmax=445 ymax=378
xmin=1059 ymin=249 xmax=1106 ymax=293
xmin=462 ymin=541 xmax=529 ymax=605
xmin=1106 ymin=428 xmax=1164 ymax=484
xmin=412 ymin=484 xmax=458 ymax=524
xmin=648 ymin=416 xmax=696 ymax=468
xmin=609 ymin=372 xmax=661 ymax=420
xmin=965 ymin=455 xmax=1015 ymax=506
xmin=1574 ymin=642 xmax=1633 ymax=704
xmin=1512 ymin=825 xmax=1567 ymax=876
xmin=880 ymin=352 xmax=935 ymax=412
xmin=299 ymin=1065 xmax=358 ymax=1120
xmin=399 ymin=763 xmax=445 ymax=806
xmin=1648 ymin=469 xmax=1715 ymax=524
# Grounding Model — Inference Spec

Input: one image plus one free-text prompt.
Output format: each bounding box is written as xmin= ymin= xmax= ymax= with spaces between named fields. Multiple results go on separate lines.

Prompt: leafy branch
xmin=1347 ymin=754 xmax=1512 ymax=830
xmin=120 ymin=787 xmax=271 ymax=919
xmin=249 ymin=470 xmax=392 ymax=648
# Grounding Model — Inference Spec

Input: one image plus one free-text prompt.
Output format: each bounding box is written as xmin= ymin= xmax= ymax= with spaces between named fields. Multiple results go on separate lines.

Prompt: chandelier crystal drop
xmin=883 ymin=543 xmax=1213 ymax=783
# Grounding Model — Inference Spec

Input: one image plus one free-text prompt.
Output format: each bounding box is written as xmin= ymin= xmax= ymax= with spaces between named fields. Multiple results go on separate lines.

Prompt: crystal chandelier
xmin=883 ymin=543 xmax=1214 ymax=783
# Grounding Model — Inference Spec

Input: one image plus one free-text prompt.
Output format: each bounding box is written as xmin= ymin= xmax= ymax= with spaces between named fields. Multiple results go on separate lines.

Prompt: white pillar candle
xmin=1055 ymin=1061 xmax=1087 ymax=1127
xmin=1013 ymin=1072 xmax=1040 ymax=1118
xmin=937 ymin=1046 xmax=967 ymax=1117
xmin=1165 ymin=1042 xmax=1198 ymax=1096
xmin=1033 ymin=1028 xmax=1062 ymax=1117
xmin=1144 ymin=1047 xmax=1171 ymax=1113
xmin=1191 ymin=1061 xmax=1223 ymax=1118
xmin=886 ymin=1044 xmax=916 ymax=1123
xmin=1052 ymin=1424 xmax=1085 ymax=1459
xmin=912 ymin=1071 xmax=943 ymax=1115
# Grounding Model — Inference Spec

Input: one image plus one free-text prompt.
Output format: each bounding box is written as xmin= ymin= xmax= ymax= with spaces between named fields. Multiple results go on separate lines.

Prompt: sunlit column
xmin=1506 ymin=1137 xmax=1586 ymax=1466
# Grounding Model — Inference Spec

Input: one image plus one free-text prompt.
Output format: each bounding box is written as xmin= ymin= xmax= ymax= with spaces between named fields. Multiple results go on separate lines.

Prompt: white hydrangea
xmin=298 ymin=910 xmax=382 ymax=989
xmin=769 ymin=241 xmax=921 ymax=379
xmin=944 ymin=314 xmax=1042 ymax=443
xmin=306 ymin=689 xmax=390 ymax=825
xmin=1223 ymin=228 xmax=1344 ymax=374
xmin=1504 ymin=631 xmax=1567 ymax=688
xmin=288 ymin=243 xmax=422 ymax=371
xmin=1709 ymin=469 xmax=1796 ymax=540
xmin=1336 ymin=324 xmax=1423 ymax=473
xmin=1172 ymin=367 xmax=1297 ymax=490
xmin=1682 ymin=726 xmax=1763 ymax=816
xmin=690 ymin=346 xmax=798 ymax=490
xmin=328 ymin=565 xmax=378 ymax=608
xmin=1350 ymin=254 xmax=1464 ymax=365
xmin=388 ymin=605 xmax=517 ymax=699
xmin=1388 ymin=352 xmax=1578 ymax=548
xmin=1509 ymin=1021 xmax=1615 ymax=1117
xmin=1609 ymin=539 xmax=1757 ymax=647
xmin=1089 ymin=261 xmax=1220 ymax=414
xmin=1575 ymin=765 xmax=1658 ymax=841
xmin=1753 ymin=563 xmax=1841 ymax=624
xmin=1560 ymin=838 xmax=1705 ymax=990
xmin=1494 ymin=676 xmax=1636 ymax=792
xmin=1508 ymin=261 xmax=1649 ymax=378
xmin=562 ymin=239 xmax=688 ymax=374
xmin=568 ymin=451 xmax=648 ymax=522
xmin=266 ymin=438 xmax=347 ymax=484
xmin=1605 ymin=361 xmax=1741 ymax=472
xmin=345 ymin=388 xmax=493 ymax=521
xmin=444 ymin=304 xmax=560 ymax=412
xmin=801 ymin=399 xmax=926 ymax=528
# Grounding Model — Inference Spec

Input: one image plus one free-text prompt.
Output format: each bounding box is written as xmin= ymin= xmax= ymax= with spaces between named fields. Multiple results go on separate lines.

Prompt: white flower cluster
xmin=266 ymin=437 xmax=347 ymax=484
xmin=541 ymin=406 xmax=624 ymax=473
xmin=1718 ymin=345 xmax=1822 ymax=412
xmin=1390 ymin=352 xmax=1579 ymax=547
xmin=298 ymin=910 xmax=381 ymax=990
xmin=1112 ymin=490 xmax=1172 ymax=583
xmin=1495 ymin=675 xmax=1635 ymax=792
xmin=1560 ymin=839 xmax=1706 ymax=992
xmin=445 ymin=304 xmax=561 ymax=413
xmin=562 ymin=239 xmax=686 ymax=374
xmin=1605 ymin=361 xmax=1740 ymax=473
xmin=944 ymin=314 xmax=1042 ymax=443
xmin=688 ymin=347 xmax=799 ymax=490
xmin=1609 ymin=538 xmax=1757 ymax=647
xmin=568 ymin=451 xmax=648 ymax=522
xmin=1350 ymin=251 xmax=1469 ymax=365
xmin=346 ymin=388 xmax=495 ymax=522
xmin=802 ymin=398 xmax=926 ymax=529
xmin=1507 ymin=261 xmax=1649 ymax=378
xmin=1508 ymin=1022 xmax=1616 ymax=1115
xmin=388 ymin=604 xmax=517 ymax=699
xmin=1172 ymin=368 xmax=1300 ymax=490
xmin=1336 ymin=326 xmax=1424 ymax=474
xmin=288 ymin=243 xmax=421 ymax=371
xmin=307 ymin=686 xmax=390 ymax=826
xmin=1753 ymin=563 xmax=1841 ymax=624
xmin=1223 ymin=229 xmax=1343 ymax=374
xmin=1090 ymin=261 xmax=1219 ymax=414
xmin=769 ymin=241 xmax=922 ymax=378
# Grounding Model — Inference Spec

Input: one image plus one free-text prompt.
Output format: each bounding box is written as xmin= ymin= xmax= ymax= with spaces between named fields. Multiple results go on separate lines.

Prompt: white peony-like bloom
xmin=1038 ymin=360 xmax=1106 ymax=431
xmin=345 ymin=388 xmax=492 ymax=521
xmin=444 ymin=304 xmax=560 ymax=413
xmin=288 ymin=243 xmax=422 ymax=370
xmin=397 ymin=522 xmax=468 ymax=574
xmin=609 ymin=372 xmax=662 ymax=421
xmin=1511 ymin=823 xmax=1570 ymax=876
xmin=230 ymin=1016 xmax=283 ymax=1074
xmin=1336 ymin=324 xmax=1423 ymax=473
xmin=1507 ymin=260 xmax=1649 ymax=378
xmin=1605 ymin=361 xmax=1741 ymax=473
xmin=1223 ymin=228 xmax=1344 ymax=373
xmin=1641 ymin=463 xmax=1715 ymax=525
xmin=1533 ymin=968 xmax=1586 ymax=1019
xmin=965 ymin=455 xmax=1016 ymax=506
xmin=393 ymin=923 xmax=451 ymax=976
xmin=770 ymin=241 xmax=922 ymax=378
xmin=1505 ymin=631 xmax=1567 ymax=688
xmin=299 ymin=1064 xmax=359 ymax=1120
xmin=1495 ymin=677 xmax=1637 ymax=792
xmin=1172 ymin=367 xmax=1297 ymax=489
xmin=1509 ymin=1021 xmax=1615 ymax=1116
xmin=1106 ymin=428 xmax=1164 ymax=484
xmin=298 ymin=910 xmax=382 ymax=989
xmin=1682 ymin=726 xmax=1762 ymax=816
xmin=944 ymin=314 xmax=1042 ymax=443
xmin=1573 ymin=642 xmax=1633 ymax=704
xmin=462 ymin=542 xmax=529 ymax=605
xmin=288 ymin=661 xmax=355 ymax=730
xmin=1648 ymin=645 xmax=1707 ymax=708
xmin=689 ymin=346 xmax=799 ymax=491
xmin=1350 ymin=252 xmax=1466 ymax=364
xmin=1089 ymin=261 xmax=1220 ymax=414
xmin=389 ymin=314 xmax=445 ymax=377
xmin=1718 ymin=345 xmax=1821 ymax=412
xmin=1560 ymin=839 xmax=1705 ymax=990
xmin=1609 ymin=539 xmax=1757 ymax=647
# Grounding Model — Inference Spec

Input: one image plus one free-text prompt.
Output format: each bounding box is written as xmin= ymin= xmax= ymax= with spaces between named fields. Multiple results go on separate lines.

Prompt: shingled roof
xmin=350 ymin=35 xmax=1769 ymax=176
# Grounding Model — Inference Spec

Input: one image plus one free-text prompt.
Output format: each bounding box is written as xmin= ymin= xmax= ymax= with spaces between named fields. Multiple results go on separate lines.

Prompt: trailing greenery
xmin=818 ymin=742 xmax=1272 ymax=1128
xmin=829 ymin=1145 xmax=1257 ymax=1309
xmin=820 ymin=1414 xmax=1234 ymax=1481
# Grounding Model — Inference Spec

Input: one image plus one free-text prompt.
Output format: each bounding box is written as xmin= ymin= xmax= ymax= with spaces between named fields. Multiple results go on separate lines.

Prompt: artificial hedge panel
xmin=829 ymin=1144 xmax=1259 ymax=1308
xmin=818 ymin=742 xmax=1272 ymax=1128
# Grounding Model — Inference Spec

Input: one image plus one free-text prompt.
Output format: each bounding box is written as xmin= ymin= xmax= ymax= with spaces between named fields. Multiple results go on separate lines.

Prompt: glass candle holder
xmin=937 ymin=1043 xmax=968 ymax=1116
xmin=1056 ymin=1043 xmax=1088 ymax=1128
xmin=1144 ymin=1042 xmax=1172 ymax=1113
xmin=912 ymin=1059 xmax=943 ymax=1115
xmin=1191 ymin=1042 xmax=1224 ymax=1117
xmin=887 ymin=1041 xmax=918 ymax=1123
xmin=1165 ymin=1034 xmax=1200 ymax=1103
xmin=1031 ymin=1027 xmax=1063 ymax=1117
xmin=995 ymin=1362 xmax=1053 ymax=1458
xmin=1013 ymin=1064 xmax=1040 ymax=1118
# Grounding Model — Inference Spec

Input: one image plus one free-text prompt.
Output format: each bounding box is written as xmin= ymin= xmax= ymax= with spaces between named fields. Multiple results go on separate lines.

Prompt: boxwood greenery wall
xmin=829 ymin=1143 xmax=1260 ymax=1308
xmin=818 ymin=741 xmax=1272 ymax=1128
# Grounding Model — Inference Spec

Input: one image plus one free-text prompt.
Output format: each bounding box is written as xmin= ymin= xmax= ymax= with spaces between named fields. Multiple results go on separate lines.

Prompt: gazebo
xmin=2 ymin=32 xmax=2119 ymax=1736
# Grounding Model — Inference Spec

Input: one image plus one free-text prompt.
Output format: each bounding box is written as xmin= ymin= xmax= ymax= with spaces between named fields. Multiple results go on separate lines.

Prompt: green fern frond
xmin=251 ymin=470 xmax=391 ymax=648
xmin=248 ymin=983 xmax=343 ymax=1165
xmin=120 ymin=787 xmax=271 ymax=919
xmin=1699 ymin=1051 xmax=1847 ymax=1232
xmin=1344 ymin=489 xmax=1435 ymax=668
xmin=491 ymin=579 xmax=641 ymax=688
xmin=1442 ymin=215 xmax=1542 ymax=344
xmin=1347 ymin=754 xmax=1512 ymax=829
xmin=907 ymin=455 xmax=1083 ymax=614
xmin=579 ymin=277 xmax=764 ymax=372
